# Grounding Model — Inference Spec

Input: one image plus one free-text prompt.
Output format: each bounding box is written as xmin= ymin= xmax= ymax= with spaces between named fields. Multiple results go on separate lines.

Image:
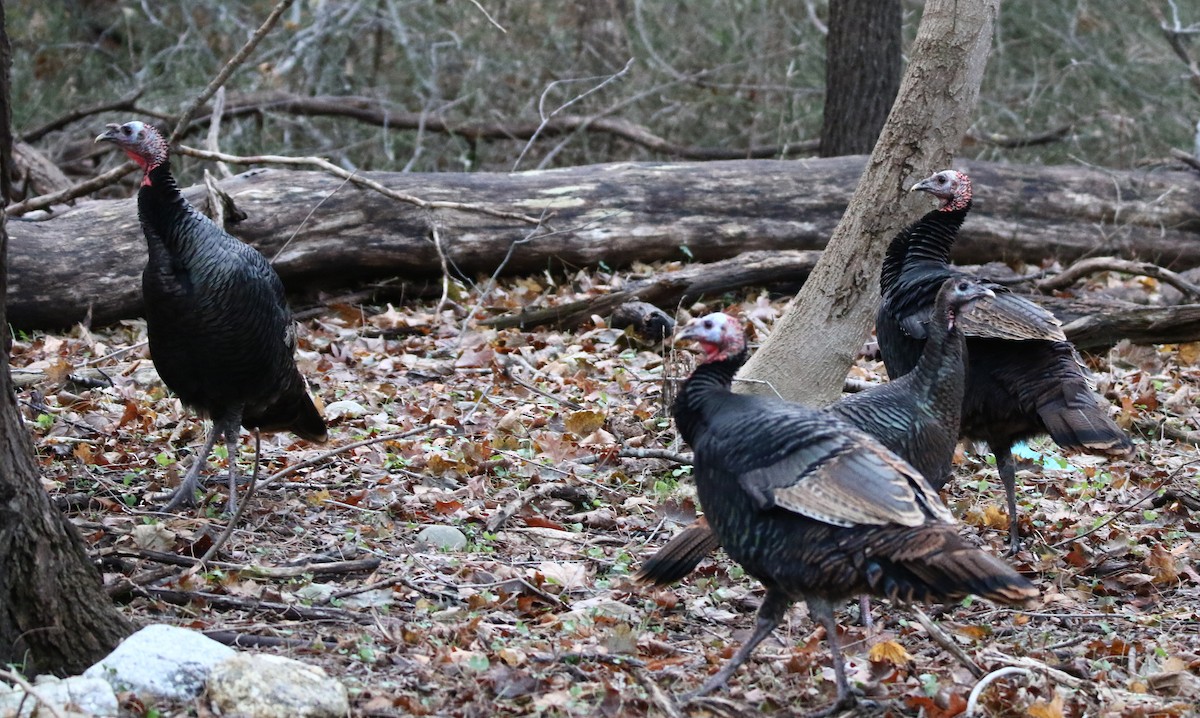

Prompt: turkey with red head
xmin=669 ymin=311 xmax=1035 ymax=714
xmin=877 ymin=169 xmax=1131 ymax=554
xmin=96 ymin=121 xmax=327 ymax=512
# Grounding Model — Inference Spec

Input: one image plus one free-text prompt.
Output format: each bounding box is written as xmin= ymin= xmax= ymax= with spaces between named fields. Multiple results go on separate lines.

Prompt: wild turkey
xmin=670 ymin=312 xmax=1036 ymax=712
xmin=878 ymin=169 xmax=1132 ymax=554
xmin=637 ymin=277 xmax=995 ymax=586
xmin=96 ymin=121 xmax=327 ymax=512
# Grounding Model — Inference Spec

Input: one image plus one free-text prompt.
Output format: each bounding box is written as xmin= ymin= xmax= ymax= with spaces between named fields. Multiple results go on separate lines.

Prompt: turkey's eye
xmin=957 ymin=281 xmax=969 ymax=292
xmin=703 ymin=320 xmax=714 ymax=329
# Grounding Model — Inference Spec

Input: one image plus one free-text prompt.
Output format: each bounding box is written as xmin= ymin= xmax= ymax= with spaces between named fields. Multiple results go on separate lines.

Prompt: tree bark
xmin=819 ymin=0 xmax=902 ymax=157
xmin=7 ymin=156 xmax=1200 ymax=330
xmin=0 ymin=6 xmax=132 ymax=675
xmin=738 ymin=0 xmax=1001 ymax=405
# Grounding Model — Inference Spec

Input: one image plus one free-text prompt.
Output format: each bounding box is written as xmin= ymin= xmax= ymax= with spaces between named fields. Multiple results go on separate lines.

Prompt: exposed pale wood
xmin=6 ymin=156 xmax=1200 ymax=329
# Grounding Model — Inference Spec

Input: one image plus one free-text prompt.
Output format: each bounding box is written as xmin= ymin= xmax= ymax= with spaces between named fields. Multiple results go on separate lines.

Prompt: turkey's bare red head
xmin=96 ymin=121 xmax=169 ymax=184
xmin=911 ymin=169 xmax=972 ymax=212
xmin=676 ymin=312 xmax=746 ymax=363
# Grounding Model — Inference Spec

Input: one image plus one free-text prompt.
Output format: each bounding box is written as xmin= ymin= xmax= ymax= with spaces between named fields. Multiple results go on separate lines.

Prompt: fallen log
xmin=482 ymin=249 xmax=1200 ymax=350
xmin=7 ymin=156 xmax=1200 ymax=329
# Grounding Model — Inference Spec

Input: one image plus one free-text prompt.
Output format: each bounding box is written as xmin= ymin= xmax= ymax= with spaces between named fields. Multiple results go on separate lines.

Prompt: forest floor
xmin=13 ymin=262 xmax=1200 ymax=718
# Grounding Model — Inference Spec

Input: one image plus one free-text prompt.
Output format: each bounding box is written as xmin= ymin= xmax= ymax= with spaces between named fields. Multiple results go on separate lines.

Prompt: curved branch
xmin=1037 ymin=255 xmax=1200 ymax=300
xmin=4 ymin=162 xmax=137 ymax=216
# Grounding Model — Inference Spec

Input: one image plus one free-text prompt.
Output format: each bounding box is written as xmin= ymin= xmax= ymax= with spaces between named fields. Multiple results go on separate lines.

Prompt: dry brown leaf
xmin=868 ymin=640 xmax=913 ymax=665
xmin=564 ymin=409 xmax=605 ymax=437
xmin=1026 ymin=693 xmax=1064 ymax=718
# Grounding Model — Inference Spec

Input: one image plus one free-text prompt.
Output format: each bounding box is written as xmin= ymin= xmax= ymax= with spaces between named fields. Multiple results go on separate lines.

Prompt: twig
xmin=431 ymin=223 xmax=452 ymax=314
xmin=117 ymin=549 xmax=380 ymax=579
xmin=1134 ymin=416 xmax=1200 ymax=444
xmin=270 ymin=172 xmax=355 ymax=263
xmin=168 ymin=0 xmax=297 ymax=143
xmin=1145 ymin=0 xmax=1200 ymax=97
xmin=1048 ymin=459 xmax=1198 ymax=548
xmin=631 ymin=666 xmax=683 ymax=718
xmin=966 ymin=666 xmax=1030 ymax=716
xmin=531 ymin=651 xmax=646 ymax=668
xmin=203 ymin=630 xmax=318 ymax=649
xmin=1169 ymin=146 xmax=1200 ymax=172
xmin=205 ymin=91 xmax=820 ymax=160
xmin=574 ymin=447 xmax=693 ymax=466
xmin=5 ymin=162 xmax=137 ymax=216
xmin=134 ymin=587 xmax=382 ymax=624
xmin=175 ymin=144 xmax=543 ymax=225
xmin=911 ymin=606 xmax=984 ymax=678
xmin=486 ymin=482 xmax=570 ymax=532
xmin=464 ymin=0 xmax=506 ymax=32
xmin=501 ymin=359 xmax=586 ymax=411
xmin=0 ymin=668 xmax=67 ymax=718
xmin=204 ymin=86 xmax=233 ymax=180
xmin=18 ymin=88 xmax=144 ymax=143
xmin=513 ymin=58 xmax=637 ymax=171
xmin=1036 ymin=255 xmax=1200 ymax=300
xmin=256 ymin=425 xmax=441 ymax=491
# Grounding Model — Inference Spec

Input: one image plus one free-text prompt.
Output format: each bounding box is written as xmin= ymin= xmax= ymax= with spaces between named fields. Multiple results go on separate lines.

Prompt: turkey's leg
xmin=686 ymin=588 xmax=789 ymax=699
xmin=992 ymin=443 xmax=1021 ymax=556
xmin=220 ymin=411 xmax=244 ymax=515
xmin=807 ymin=597 xmax=858 ymax=717
xmin=162 ymin=425 xmax=221 ymax=511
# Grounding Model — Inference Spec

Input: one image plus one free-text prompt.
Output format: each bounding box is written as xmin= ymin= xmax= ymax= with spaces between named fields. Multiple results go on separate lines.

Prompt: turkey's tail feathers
xmin=634 ymin=518 xmax=720 ymax=586
xmin=867 ymin=530 xmax=1038 ymax=607
xmin=1037 ymin=390 xmax=1132 ymax=457
xmin=1036 ymin=369 xmax=1128 ymax=458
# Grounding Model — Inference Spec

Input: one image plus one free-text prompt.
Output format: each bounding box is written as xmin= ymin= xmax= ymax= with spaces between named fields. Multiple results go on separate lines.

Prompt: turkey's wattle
xmin=96 ymin=121 xmax=327 ymax=512
xmin=669 ymin=312 xmax=1036 ymax=714
xmin=877 ymin=169 xmax=1132 ymax=554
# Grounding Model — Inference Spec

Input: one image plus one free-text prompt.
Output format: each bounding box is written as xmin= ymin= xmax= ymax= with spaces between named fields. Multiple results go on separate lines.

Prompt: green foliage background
xmin=8 ymin=0 xmax=1197 ymax=178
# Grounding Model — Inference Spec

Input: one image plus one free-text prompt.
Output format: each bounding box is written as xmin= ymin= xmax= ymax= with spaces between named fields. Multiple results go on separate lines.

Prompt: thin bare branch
xmin=18 ymin=88 xmax=144 ymax=143
xmin=4 ymin=162 xmax=137 ymax=216
xmin=1037 ymin=255 xmax=1200 ymax=300
xmin=175 ymin=144 xmax=543 ymax=225
xmin=169 ymin=0 xmax=297 ymax=143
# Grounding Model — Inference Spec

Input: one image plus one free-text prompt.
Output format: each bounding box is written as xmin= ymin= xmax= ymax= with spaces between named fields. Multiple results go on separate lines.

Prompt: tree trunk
xmin=0 ymin=6 xmax=132 ymax=676
xmin=738 ymin=0 xmax=1001 ymax=405
xmin=819 ymin=0 xmax=902 ymax=157
xmin=7 ymin=156 xmax=1200 ymax=330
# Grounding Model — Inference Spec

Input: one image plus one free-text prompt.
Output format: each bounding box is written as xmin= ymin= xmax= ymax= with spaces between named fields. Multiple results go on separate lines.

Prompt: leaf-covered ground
xmin=12 ymin=265 xmax=1200 ymax=717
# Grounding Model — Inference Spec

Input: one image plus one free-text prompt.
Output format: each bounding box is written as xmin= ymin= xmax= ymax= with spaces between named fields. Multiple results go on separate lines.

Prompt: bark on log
xmin=7 ymin=155 xmax=1200 ymax=329
xmin=483 ymin=249 xmax=1200 ymax=350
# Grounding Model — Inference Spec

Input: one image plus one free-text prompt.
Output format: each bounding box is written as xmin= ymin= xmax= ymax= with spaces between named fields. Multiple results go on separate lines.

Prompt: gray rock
xmin=0 ymin=675 xmax=118 ymax=717
xmin=84 ymin=624 xmax=235 ymax=701
xmin=207 ymin=654 xmax=349 ymax=718
xmin=416 ymin=524 xmax=468 ymax=551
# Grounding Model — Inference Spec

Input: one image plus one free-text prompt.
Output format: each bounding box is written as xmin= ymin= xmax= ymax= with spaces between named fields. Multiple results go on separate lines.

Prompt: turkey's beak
xmin=674 ymin=321 xmax=703 ymax=344
xmin=909 ymin=176 xmax=936 ymax=193
xmin=95 ymin=124 xmax=122 ymax=144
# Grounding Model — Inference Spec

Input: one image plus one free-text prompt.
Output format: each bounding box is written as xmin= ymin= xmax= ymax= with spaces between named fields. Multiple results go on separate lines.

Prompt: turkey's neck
xmin=885 ymin=204 xmax=971 ymax=285
xmin=910 ymin=300 xmax=966 ymax=403
xmin=137 ymin=162 xmax=199 ymax=256
xmin=672 ymin=350 xmax=746 ymax=445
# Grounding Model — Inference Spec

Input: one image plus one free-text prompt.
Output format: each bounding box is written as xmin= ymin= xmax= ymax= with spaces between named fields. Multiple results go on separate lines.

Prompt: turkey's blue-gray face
xmin=941 ymin=278 xmax=994 ymax=330
xmin=911 ymin=169 xmax=972 ymax=212
xmin=96 ymin=121 xmax=169 ymax=182
xmin=676 ymin=312 xmax=745 ymax=363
